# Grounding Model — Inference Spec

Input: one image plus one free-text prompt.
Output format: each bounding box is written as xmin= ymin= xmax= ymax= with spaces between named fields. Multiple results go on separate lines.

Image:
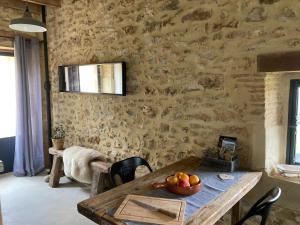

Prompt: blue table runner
xmin=113 ymin=167 xmax=247 ymax=225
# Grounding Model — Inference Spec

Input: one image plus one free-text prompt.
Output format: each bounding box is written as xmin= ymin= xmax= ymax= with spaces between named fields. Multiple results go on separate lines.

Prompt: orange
xmin=178 ymin=173 xmax=190 ymax=182
xmin=189 ymin=175 xmax=200 ymax=186
xmin=175 ymin=172 xmax=184 ymax=178
xmin=167 ymin=176 xmax=179 ymax=186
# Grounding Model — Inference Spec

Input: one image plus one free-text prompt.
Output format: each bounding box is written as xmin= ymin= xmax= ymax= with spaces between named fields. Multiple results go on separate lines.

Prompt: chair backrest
xmin=236 ymin=187 xmax=281 ymax=225
xmin=109 ymin=157 xmax=153 ymax=186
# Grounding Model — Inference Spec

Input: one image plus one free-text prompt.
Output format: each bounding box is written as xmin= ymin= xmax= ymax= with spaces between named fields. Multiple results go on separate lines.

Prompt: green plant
xmin=52 ymin=125 xmax=65 ymax=139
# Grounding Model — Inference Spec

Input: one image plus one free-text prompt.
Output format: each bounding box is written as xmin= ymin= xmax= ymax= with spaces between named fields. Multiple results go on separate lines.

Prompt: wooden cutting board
xmin=114 ymin=195 xmax=186 ymax=225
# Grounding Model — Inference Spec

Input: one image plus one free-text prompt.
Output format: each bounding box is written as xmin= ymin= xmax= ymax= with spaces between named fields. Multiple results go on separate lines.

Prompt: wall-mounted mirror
xmin=58 ymin=62 xmax=126 ymax=95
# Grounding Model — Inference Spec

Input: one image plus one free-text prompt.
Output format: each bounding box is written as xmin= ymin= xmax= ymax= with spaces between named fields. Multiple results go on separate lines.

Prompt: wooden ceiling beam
xmin=22 ymin=0 xmax=61 ymax=7
xmin=257 ymin=51 xmax=300 ymax=72
xmin=0 ymin=29 xmax=42 ymax=41
xmin=0 ymin=0 xmax=40 ymax=14
xmin=0 ymin=46 xmax=14 ymax=53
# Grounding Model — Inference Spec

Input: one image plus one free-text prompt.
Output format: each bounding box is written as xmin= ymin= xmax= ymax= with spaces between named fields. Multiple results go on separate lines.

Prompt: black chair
xmin=236 ymin=187 xmax=281 ymax=225
xmin=109 ymin=157 xmax=153 ymax=186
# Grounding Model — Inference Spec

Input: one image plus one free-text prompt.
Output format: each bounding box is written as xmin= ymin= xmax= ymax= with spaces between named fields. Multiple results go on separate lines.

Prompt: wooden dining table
xmin=77 ymin=156 xmax=262 ymax=225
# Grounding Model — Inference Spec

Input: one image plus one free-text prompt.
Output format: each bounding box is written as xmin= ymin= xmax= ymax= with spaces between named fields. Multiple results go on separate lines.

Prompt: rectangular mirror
xmin=58 ymin=62 xmax=126 ymax=95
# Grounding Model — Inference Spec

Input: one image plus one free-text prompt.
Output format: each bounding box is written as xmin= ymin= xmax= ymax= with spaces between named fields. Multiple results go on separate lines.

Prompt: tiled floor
xmin=0 ymin=172 xmax=95 ymax=225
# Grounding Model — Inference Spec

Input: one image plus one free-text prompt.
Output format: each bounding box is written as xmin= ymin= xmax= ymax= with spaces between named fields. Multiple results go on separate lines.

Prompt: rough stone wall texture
xmin=46 ymin=0 xmax=300 ymax=168
xmin=46 ymin=0 xmax=280 ymax=168
xmin=265 ymin=73 xmax=283 ymax=127
xmin=44 ymin=0 xmax=300 ymax=223
xmin=265 ymin=73 xmax=284 ymax=170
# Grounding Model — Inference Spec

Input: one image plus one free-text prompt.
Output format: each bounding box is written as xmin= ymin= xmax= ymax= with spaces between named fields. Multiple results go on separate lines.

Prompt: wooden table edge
xmin=77 ymin=157 xmax=262 ymax=225
xmin=77 ymin=156 xmax=201 ymax=224
xmin=77 ymin=204 xmax=126 ymax=225
xmin=185 ymin=172 xmax=262 ymax=225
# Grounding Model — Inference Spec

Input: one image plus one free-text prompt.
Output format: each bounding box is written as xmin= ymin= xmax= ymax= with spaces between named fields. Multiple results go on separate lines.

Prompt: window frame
xmin=286 ymin=79 xmax=300 ymax=165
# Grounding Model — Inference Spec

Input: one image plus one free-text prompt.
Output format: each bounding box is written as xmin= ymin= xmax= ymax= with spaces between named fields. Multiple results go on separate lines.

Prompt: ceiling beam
xmin=21 ymin=0 xmax=61 ymax=7
xmin=0 ymin=46 xmax=14 ymax=52
xmin=0 ymin=0 xmax=40 ymax=15
xmin=257 ymin=51 xmax=300 ymax=72
xmin=0 ymin=29 xmax=42 ymax=41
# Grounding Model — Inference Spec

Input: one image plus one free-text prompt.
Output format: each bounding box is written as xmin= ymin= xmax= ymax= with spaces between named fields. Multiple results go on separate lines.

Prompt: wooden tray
xmin=114 ymin=195 xmax=186 ymax=225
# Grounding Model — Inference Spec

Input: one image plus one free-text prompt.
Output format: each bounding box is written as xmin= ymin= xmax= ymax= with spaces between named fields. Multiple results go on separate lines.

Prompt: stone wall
xmin=265 ymin=73 xmax=284 ymax=171
xmin=46 ymin=0 xmax=283 ymax=169
xmin=45 ymin=0 xmax=300 ymax=223
xmin=46 ymin=0 xmax=300 ymax=169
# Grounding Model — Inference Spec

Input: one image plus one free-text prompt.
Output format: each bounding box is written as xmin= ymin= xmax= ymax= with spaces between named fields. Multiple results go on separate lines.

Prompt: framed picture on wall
xmin=218 ymin=136 xmax=237 ymax=161
xmin=218 ymin=136 xmax=237 ymax=149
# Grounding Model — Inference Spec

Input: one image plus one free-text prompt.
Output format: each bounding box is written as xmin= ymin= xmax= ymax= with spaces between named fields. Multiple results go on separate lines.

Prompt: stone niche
xmin=265 ymin=72 xmax=300 ymax=172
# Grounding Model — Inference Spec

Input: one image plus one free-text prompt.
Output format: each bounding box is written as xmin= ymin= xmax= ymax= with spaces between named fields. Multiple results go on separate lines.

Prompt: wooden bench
xmin=49 ymin=147 xmax=112 ymax=197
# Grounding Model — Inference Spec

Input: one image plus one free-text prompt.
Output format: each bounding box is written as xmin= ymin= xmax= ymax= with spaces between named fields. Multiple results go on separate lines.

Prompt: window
xmin=287 ymin=80 xmax=300 ymax=164
xmin=0 ymin=53 xmax=15 ymax=138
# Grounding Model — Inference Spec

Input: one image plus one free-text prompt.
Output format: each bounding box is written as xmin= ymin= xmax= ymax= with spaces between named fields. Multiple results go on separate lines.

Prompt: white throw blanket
xmin=63 ymin=146 xmax=106 ymax=184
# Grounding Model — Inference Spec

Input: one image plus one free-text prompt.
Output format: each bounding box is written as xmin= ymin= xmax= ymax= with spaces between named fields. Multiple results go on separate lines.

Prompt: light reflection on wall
xmin=79 ymin=65 xmax=99 ymax=93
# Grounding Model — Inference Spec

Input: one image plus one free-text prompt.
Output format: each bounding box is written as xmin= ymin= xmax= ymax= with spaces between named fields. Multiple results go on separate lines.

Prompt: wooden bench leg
xmin=231 ymin=201 xmax=241 ymax=225
xmin=49 ymin=155 xmax=63 ymax=188
xmin=90 ymin=171 xmax=111 ymax=197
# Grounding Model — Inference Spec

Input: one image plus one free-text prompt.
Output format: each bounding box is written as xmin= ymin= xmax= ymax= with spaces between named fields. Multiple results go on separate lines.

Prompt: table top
xmin=77 ymin=156 xmax=262 ymax=225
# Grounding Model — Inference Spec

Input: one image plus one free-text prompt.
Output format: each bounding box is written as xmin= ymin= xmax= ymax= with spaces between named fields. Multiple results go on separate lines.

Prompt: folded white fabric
xmin=277 ymin=164 xmax=300 ymax=174
xmin=63 ymin=146 xmax=106 ymax=184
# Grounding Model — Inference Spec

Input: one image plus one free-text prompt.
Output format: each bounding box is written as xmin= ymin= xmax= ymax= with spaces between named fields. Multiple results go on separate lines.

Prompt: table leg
xmin=49 ymin=155 xmax=63 ymax=187
xmin=231 ymin=201 xmax=241 ymax=225
xmin=91 ymin=171 xmax=111 ymax=197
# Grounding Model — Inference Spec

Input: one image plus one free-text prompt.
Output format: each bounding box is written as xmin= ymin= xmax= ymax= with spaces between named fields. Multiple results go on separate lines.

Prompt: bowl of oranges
xmin=152 ymin=172 xmax=202 ymax=196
